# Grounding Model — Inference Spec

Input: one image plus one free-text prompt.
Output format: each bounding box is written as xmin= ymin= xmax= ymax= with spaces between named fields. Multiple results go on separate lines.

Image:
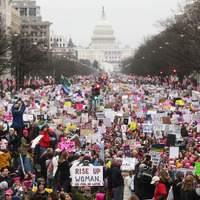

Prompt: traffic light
xmin=92 ymin=84 xmax=101 ymax=100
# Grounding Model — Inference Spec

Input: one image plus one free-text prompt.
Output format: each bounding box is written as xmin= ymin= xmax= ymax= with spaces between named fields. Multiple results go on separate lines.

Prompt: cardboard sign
xmin=71 ymin=166 xmax=103 ymax=186
xmin=60 ymin=141 xmax=75 ymax=151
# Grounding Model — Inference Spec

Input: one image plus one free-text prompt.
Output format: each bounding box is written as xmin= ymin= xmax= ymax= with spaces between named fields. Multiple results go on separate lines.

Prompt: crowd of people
xmin=0 ymin=74 xmax=199 ymax=200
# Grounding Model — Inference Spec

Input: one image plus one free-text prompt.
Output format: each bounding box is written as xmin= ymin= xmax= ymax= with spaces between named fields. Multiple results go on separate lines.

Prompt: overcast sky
xmin=37 ymin=0 xmax=183 ymax=49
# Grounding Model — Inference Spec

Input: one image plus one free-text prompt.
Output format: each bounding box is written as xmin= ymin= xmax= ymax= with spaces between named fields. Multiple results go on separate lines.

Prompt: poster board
xmin=71 ymin=166 xmax=103 ymax=186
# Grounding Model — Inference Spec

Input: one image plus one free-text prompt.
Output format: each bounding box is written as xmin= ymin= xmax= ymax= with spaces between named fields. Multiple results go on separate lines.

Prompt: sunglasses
xmin=84 ymin=189 xmax=91 ymax=191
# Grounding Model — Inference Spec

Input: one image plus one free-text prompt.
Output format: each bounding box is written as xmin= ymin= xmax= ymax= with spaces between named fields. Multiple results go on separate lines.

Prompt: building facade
xmin=12 ymin=0 xmax=51 ymax=48
xmin=77 ymin=8 xmax=134 ymax=70
xmin=50 ymin=30 xmax=76 ymax=59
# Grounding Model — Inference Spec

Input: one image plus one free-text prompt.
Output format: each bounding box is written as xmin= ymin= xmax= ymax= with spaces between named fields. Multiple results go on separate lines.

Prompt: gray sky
xmin=37 ymin=0 xmax=182 ymax=49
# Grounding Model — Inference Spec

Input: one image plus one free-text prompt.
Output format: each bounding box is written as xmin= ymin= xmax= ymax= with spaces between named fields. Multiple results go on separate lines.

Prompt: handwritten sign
xmin=71 ymin=166 xmax=103 ymax=186
xmin=60 ymin=141 xmax=75 ymax=151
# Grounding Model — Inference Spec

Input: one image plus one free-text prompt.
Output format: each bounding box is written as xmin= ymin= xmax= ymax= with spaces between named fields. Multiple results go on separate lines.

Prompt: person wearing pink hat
xmin=4 ymin=189 xmax=13 ymax=200
xmin=17 ymin=180 xmax=34 ymax=200
xmin=19 ymin=129 xmax=32 ymax=162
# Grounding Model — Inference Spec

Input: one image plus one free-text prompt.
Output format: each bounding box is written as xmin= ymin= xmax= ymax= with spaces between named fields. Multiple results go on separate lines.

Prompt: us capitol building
xmin=77 ymin=8 xmax=134 ymax=72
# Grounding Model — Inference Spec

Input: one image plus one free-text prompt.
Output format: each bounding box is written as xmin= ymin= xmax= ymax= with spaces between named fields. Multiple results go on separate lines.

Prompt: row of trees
xmin=122 ymin=0 xmax=200 ymax=81
xmin=0 ymin=23 xmax=96 ymax=90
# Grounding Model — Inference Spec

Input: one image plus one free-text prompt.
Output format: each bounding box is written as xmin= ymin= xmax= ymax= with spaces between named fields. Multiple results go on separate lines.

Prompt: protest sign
xmin=124 ymin=145 xmax=131 ymax=157
xmin=154 ymin=130 xmax=163 ymax=139
xmin=166 ymin=134 xmax=176 ymax=146
xmin=121 ymin=158 xmax=138 ymax=171
xmin=71 ymin=166 xmax=103 ymax=186
xmin=169 ymin=147 xmax=179 ymax=159
xmin=79 ymin=135 xmax=86 ymax=146
xmin=151 ymin=144 xmax=165 ymax=153
xmin=142 ymin=124 xmax=153 ymax=133
xmin=125 ymin=139 xmax=136 ymax=150
xmin=31 ymin=135 xmax=43 ymax=148
xmin=60 ymin=141 xmax=75 ymax=151
xmin=66 ymin=125 xmax=77 ymax=134
xmin=81 ymin=113 xmax=88 ymax=124
xmin=195 ymin=162 xmax=200 ymax=175
xmin=149 ymin=151 xmax=161 ymax=166
xmin=98 ymin=126 xmax=106 ymax=134
xmin=47 ymin=123 xmax=57 ymax=130
xmin=23 ymin=114 xmax=34 ymax=121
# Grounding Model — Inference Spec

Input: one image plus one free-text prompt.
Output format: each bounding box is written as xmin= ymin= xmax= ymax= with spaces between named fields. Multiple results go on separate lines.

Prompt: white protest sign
xmin=31 ymin=135 xmax=43 ymax=148
xmin=183 ymin=114 xmax=191 ymax=123
xmin=125 ymin=139 xmax=136 ymax=150
xmin=149 ymin=151 xmax=161 ymax=166
xmin=169 ymin=147 xmax=179 ymax=159
xmin=23 ymin=114 xmax=34 ymax=121
xmin=142 ymin=124 xmax=153 ymax=133
xmin=98 ymin=126 xmax=106 ymax=134
xmin=71 ymin=166 xmax=103 ymax=186
xmin=81 ymin=113 xmax=88 ymax=124
xmin=121 ymin=158 xmax=138 ymax=171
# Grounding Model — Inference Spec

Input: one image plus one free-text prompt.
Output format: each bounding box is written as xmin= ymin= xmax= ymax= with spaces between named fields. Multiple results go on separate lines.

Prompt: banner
xmin=71 ymin=166 xmax=103 ymax=186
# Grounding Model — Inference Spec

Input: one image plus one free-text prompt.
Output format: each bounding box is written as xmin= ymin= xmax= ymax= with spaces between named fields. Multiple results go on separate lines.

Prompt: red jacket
xmin=40 ymin=131 xmax=51 ymax=147
xmin=154 ymin=183 xmax=167 ymax=200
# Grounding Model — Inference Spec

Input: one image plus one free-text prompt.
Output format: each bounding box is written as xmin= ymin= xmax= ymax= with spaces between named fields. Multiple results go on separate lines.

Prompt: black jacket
xmin=135 ymin=174 xmax=155 ymax=200
xmin=172 ymin=178 xmax=182 ymax=200
xmin=0 ymin=175 xmax=13 ymax=187
xmin=180 ymin=188 xmax=199 ymax=200
xmin=58 ymin=160 xmax=70 ymax=181
xmin=111 ymin=165 xmax=124 ymax=188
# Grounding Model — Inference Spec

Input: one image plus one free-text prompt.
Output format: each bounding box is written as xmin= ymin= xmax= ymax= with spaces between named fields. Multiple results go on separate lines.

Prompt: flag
xmin=61 ymin=75 xmax=71 ymax=87
xmin=61 ymin=84 xmax=70 ymax=95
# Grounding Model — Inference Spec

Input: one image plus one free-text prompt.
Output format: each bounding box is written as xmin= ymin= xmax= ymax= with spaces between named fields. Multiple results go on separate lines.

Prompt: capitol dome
xmin=89 ymin=7 xmax=116 ymax=49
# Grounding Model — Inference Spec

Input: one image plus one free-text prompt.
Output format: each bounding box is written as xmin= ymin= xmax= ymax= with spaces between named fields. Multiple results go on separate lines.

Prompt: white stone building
xmin=77 ymin=8 xmax=134 ymax=71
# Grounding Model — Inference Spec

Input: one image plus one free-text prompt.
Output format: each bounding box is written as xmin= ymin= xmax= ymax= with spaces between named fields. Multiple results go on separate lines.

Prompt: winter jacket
xmin=58 ymin=160 xmax=70 ymax=181
xmin=17 ymin=189 xmax=35 ymax=200
xmin=154 ymin=183 xmax=167 ymax=200
xmin=123 ymin=176 xmax=132 ymax=200
xmin=40 ymin=131 xmax=51 ymax=147
xmin=11 ymin=102 xmax=26 ymax=129
xmin=0 ymin=175 xmax=13 ymax=187
xmin=7 ymin=133 xmax=19 ymax=157
xmin=24 ymin=155 xmax=34 ymax=174
xmin=172 ymin=178 xmax=182 ymax=200
xmin=46 ymin=159 xmax=54 ymax=179
xmin=111 ymin=165 xmax=124 ymax=188
xmin=19 ymin=136 xmax=31 ymax=156
xmin=136 ymin=174 xmax=155 ymax=200
xmin=180 ymin=188 xmax=199 ymax=200
xmin=0 ymin=151 xmax=11 ymax=170
xmin=49 ymin=133 xmax=57 ymax=150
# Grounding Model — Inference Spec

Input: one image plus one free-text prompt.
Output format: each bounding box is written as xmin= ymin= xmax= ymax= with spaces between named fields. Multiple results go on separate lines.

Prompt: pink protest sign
xmin=198 ymin=119 xmax=200 ymax=125
xmin=76 ymin=104 xmax=83 ymax=111
xmin=60 ymin=141 xmax=75 ymax=151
